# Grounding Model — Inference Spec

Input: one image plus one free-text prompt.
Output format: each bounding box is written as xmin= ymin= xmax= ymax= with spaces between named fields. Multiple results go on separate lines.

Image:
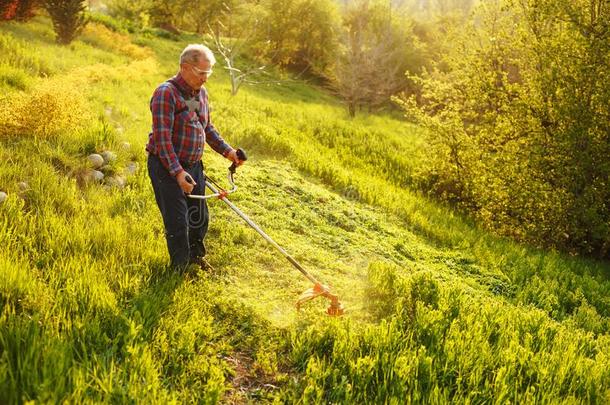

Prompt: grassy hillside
xmin=1 ymin=16 xmax=609 ymax=403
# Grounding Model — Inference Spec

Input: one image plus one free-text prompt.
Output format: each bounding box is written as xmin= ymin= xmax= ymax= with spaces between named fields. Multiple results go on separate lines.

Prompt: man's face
xmin=181 ymin=59 xmax=213 ymax=89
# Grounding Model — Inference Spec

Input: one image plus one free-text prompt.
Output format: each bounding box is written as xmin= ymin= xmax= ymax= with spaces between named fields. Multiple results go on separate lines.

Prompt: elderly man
xmin=146 ymin=44 xmax=244 ymax=270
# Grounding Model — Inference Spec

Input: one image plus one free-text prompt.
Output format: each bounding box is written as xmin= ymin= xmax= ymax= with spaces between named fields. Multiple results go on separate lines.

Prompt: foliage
xmin=402 ymin=0 xmax=477 ymax=20
xmin=105 ymin=0 xmax=151 ymax=31
xmin=205 ymin=4 xmax=280 ymax=97
xmin=398 ymin=0 xmax=610 ymax=258
xmin=146 ymin=0 xmax=181 ymax=33
xmin=0 ymin=80 xmax=91 ymax=139
xmin=286 ymin=264 xmax=610 ymax=403
xmin=174 ymin=0 xmax=235 ymax=34
xmin=86 ymin=11 xmax=129 ymax=34
xmin=44 ymin=0 xmax=88 ymax=44
xmin=0 ymin=31 xmax=50 ymax=88
xmin=0 ymin=14 xmax=609 ymax=404
xmin=1 ymin=0 xmax=39 ymax=21
xmin=332 ymin=0 xmax=424 ymax=116
xmin=80 ymin=22 xmax=152 ymax=60
xmin=251 ymin=0 xmax=341 ymax=75
xmin=0 ymin=0 xmax=16 ymax=19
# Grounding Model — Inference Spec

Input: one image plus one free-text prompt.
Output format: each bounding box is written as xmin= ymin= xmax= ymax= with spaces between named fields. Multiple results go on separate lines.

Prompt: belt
xmin=147 ymin=151 xmax=200 ymax=170
xmin=180 ymin=160 xmax=200 ymax=169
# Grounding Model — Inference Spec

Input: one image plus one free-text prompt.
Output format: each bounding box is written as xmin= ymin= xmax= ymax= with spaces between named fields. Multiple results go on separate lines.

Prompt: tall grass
xmin=0 ymin=14 xmax=608 ymax=403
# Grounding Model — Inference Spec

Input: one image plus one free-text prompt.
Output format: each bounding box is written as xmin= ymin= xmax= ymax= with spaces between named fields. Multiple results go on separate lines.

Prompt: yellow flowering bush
xmin=80 ymin=23 xmax=153 ymax=60
xmin=0 ymin=80 xmax=91 ymax=139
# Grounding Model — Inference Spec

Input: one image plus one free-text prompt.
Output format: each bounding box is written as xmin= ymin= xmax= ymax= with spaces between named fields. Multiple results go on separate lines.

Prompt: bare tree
xmin=207 ymin=25 xmax=277 ymax=96
xmin=332 ymin=1 xmax=409 ymax=116
xmin=205 ymin=4 xmax=290 ymax=97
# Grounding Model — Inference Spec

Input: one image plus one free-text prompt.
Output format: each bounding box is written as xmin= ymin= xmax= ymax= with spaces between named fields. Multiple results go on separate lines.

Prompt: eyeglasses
xmin=189 ymin=64 xmax=213 ymax=77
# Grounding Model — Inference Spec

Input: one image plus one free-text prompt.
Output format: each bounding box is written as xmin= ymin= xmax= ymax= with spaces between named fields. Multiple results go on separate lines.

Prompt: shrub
xmin=0 ymin=0 xmax=16 ymax=19
xmin=14 ymin=0 xmax=38 ymax=20
xmin=249 ymin=0 xmax=340 ymax=75
xmin=106 ymin=0 xmax=151 ymax=31
xmin=398 ymin=0 xmax=610 ymax=258
xmin=0 ymin=80 xmax=91 ymax=139
xmin=80 ymin=23 xmax=152 ymax=60
xmin=44 ymin=0 xmax=88 ymax=44
xmin=86 ymin=11 xmax=128 ymax=34
xmin=1 ymin=0 xmax=39 ymax=21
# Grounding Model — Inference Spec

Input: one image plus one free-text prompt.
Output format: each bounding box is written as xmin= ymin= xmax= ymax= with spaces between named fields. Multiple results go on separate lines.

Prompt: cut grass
xmin=0 ymin=14 xmax=609 ymax=403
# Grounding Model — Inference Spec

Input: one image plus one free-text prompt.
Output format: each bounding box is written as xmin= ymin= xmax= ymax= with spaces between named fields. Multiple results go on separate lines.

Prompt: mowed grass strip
xmin=0 ymin=15 xmax=608 ymax=403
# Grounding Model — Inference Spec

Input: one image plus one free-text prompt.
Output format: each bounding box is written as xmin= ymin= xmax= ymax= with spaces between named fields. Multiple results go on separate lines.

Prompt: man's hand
xmin=226 ymin=149 xmax=245 ymax=167
xmin=176 ymin=170 xmax=195 ymax=194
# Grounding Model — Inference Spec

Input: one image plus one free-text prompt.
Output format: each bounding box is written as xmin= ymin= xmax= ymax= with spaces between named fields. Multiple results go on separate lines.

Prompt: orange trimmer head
xmin=296 ymin=283 xmax=345 ymax=316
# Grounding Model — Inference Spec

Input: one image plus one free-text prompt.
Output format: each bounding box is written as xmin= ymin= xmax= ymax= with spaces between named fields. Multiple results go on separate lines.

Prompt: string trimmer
xmin=187 ymin=149 xmax=345 ymax=316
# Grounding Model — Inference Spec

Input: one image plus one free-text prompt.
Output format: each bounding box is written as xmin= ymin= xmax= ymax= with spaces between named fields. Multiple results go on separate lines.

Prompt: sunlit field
xmin=1 ymin=13 xmax=609 ymax=403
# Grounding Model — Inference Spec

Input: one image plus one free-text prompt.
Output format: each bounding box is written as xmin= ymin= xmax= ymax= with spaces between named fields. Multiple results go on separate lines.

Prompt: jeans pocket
xmin=150 ymin=155 xmax=171 ymax=184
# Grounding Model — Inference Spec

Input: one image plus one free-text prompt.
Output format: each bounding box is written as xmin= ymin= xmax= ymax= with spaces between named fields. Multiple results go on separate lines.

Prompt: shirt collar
xmin=174 ymin=73 xmax=200 ymax=97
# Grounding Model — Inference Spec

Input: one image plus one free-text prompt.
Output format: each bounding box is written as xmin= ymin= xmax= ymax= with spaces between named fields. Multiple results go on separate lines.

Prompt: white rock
xmin=120 ymin=141 xmax=131 ymax=150
xmin=88 ymin=153 xmax=104 ymax=169
xmin=107 ymin=176 xmax=126 ymax=188
xmin=17 ymin=182 xmax=28 ymax=191
xmin=101 ymin=151 xmax=117 ymax=164
xmin=91 ymin=170 xmax=104 ymax=182
xmin=0 ymin=191 xmax=7 ymax=203
xmin=124 ymin=161 xmax=138 ymax=176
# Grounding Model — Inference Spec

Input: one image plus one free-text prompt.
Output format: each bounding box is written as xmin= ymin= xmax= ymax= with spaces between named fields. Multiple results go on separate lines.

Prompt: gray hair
xmin=179 ymin=44 xmax=216 ymax=66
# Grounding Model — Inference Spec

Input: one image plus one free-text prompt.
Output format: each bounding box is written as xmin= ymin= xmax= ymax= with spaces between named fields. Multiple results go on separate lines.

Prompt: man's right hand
xmin=176 ymin=170 xmax=195 ymax=194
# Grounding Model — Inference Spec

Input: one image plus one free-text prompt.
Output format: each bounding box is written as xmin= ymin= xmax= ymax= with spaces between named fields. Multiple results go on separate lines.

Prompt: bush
xmin=0 ymin=80 xmax=91 ymax=139
xmin=0 ymin=0 xmax=16 ymax=19
xmin=398 ymin=0 xmax=610 ymax=258
xmin=80 ymin=23 xmax=152 ymax=60
xmin=249 ymin=0 xmax=340 ymax=75
xmin=1 ymin=0 xmax=39 ymax=21
xmin=86 ymin=11 xmax=128 ymax=34
xmin=106 ymin=0 xmax=151 ymax=31
xmin=44 ymin=0 xmax=88 ymax=44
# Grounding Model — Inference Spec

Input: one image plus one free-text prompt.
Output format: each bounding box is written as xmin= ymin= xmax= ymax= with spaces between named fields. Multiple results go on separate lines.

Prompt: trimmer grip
xmin=236 ymin=148 xmax=247 ymax=161
xmin=229 ymin=148 xmax=248 ymax=173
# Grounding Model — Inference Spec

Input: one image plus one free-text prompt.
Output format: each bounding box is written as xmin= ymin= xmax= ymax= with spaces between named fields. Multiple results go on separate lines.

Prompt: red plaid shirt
xmin=146 ymin=74 xmax=232 ymax=176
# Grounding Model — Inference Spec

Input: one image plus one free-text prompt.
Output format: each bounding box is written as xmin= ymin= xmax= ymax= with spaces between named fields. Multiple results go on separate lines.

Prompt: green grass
xmin=0 ymin=15 xmax=609 ymax=403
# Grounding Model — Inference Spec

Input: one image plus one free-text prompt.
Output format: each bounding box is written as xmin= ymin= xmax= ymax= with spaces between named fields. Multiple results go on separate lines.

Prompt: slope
xmin=0 ymin=16 xmax=609 ymax=403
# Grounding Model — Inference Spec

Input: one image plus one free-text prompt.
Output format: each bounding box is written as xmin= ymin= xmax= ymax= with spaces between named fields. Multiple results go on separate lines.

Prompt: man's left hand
xmin=226 ymin=149 xmax=245 ymax=167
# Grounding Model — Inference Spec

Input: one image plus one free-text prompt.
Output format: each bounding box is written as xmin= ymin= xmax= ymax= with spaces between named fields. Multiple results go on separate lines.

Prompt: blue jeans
xmin=147 ymin=154 xmax=209 ymax=268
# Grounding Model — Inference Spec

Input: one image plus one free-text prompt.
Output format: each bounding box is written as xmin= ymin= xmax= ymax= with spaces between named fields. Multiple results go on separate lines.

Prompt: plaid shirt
xmin=146 ymin=74 xmax=232 ymax=176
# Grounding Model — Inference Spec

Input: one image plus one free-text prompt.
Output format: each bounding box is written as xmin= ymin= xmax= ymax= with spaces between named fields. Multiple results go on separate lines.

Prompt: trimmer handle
xmin=229 ymin=148 xmax=248 ymax=174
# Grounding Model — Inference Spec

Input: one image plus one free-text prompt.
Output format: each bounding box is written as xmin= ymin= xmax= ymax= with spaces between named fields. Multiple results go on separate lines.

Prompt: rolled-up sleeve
xmin=151 ymin=85 xmax=183 ymax=176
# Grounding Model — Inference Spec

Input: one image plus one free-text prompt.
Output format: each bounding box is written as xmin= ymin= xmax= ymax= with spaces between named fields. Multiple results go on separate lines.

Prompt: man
xmin=146 ymin=44 xmax=244 ymax=269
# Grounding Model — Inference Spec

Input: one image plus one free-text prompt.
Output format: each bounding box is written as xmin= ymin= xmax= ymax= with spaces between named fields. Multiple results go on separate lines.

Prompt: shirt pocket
xmin=173 ymin=101 xmax=190 ymax=132
xmin=185 ymin=113 xmax=205 ymax=153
